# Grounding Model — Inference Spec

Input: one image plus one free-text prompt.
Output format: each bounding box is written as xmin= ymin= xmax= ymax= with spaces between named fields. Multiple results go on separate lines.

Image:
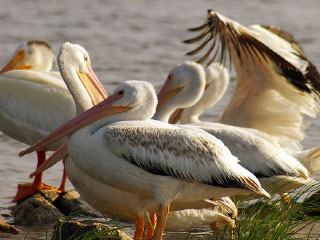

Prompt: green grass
xmin=181 ymin=184 xmax=320 ymax=240
xmin=228 ymin=184 xmax=320 ymax=240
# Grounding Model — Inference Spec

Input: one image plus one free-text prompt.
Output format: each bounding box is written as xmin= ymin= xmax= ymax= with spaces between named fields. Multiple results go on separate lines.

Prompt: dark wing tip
xmin=183 ymin=10 xmax=231 ymax=67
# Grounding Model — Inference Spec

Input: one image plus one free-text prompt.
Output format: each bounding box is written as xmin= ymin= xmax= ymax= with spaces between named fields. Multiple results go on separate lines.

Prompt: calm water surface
xmin=0 ymin=0 xmax=319 ymax=239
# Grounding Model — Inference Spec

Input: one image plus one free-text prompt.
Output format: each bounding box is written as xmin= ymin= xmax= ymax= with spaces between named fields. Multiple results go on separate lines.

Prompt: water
xmin=0 ymin=0 xmax=319 ymax=238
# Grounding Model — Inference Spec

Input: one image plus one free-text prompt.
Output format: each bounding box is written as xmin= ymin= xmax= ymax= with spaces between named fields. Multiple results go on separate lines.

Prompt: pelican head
xmin=0 ymin=40 xmax=55 ymax=73
xmin=20 ymin=80 xmax=158 ymax=160
xmin=204 ymin=63 xmax=229 ymax=91
xmin=169 ymin=63 xmax=230 ymax=124
xmin=58 ymin=42 xmax=108 ymax=113
xmin=111 ymin=81 xmax=158 ymax=120
xmin=196 ymin=63 xmax=230 ymax=113
xmin=153 ymin=61 xmax=206 ymax=122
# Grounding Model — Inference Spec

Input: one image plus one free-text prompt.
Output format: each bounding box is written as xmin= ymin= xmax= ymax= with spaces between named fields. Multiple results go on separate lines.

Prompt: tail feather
xmin=294 ymin=146 xmax=320 ymax=176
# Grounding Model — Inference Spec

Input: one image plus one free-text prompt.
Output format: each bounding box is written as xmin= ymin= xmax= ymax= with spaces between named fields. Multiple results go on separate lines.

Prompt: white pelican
xmin=20 ymin=80 xmax=269 ymax=240
xmin=0 ymin=40 xmax=57 ymax=74
xmin=183 ymin=10 xmax=320 ymax=152
xmin=154 ymin=61 xmax=316 ymax=196
xmin=153 ymin=61 xmax=206 ymax=123
xmin=169 ymin=62 xmax=229 ymax=124
xmin=28 ymin=43 xmax=238 ymax=238
xmin=0 ymin=40 xmax=74 ymax=202
xmin=0 ymin=40 xmax=107 ymax=202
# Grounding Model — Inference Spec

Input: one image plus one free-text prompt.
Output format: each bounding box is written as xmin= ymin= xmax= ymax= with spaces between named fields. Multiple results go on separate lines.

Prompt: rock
xmin=50 ymin=219 xmax=132 ymax=240
xmin=53 ymin=190 xmax=100 ymax=217
xmin=52 ymin=190 xmax=81 ymax=216
xmin=13 ymin=193 xmax=63 ymax=225
xmin=39 ymin=189 xmax=60 ymax=202
xmin=301 ymin=191 xmax=320 ymax=216
xmin=0 ymin=216 xmax=18 ymax=234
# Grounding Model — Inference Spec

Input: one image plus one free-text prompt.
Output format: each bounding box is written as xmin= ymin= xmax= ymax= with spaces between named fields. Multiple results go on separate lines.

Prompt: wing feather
xmin=198 ymin=124 xmax=309 ymax=179
xmin=102 ymin=125 xmax=265 ymax=195
xmin=0 ymin=71 xmax=75 ymax=146
xmin=184 ymin=10 xmax=320 ymax=151
xmin=184 ymin=10 xmax=320 ymax=95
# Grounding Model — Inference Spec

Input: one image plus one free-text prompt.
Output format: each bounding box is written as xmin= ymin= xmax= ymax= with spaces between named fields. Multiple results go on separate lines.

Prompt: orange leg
xmin=145 ymin=213 xmax=157 ymax=239
xmin=12 ymin=151 xmax=62 ymax=202
xmin=57 ymin=158 xmax=67 ymax=192
xmin=151 ymin=205 xmax=170 ymax=240
xmin=134 ymin=216 xmax=145 ymax=240
xmin=281 ymin=193 xmax=292 ymax=209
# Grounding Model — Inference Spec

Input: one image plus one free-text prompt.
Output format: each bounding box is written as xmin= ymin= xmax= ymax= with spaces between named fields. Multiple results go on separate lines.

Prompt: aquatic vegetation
xmin=231 ymin=184 xmax=320 ymax=240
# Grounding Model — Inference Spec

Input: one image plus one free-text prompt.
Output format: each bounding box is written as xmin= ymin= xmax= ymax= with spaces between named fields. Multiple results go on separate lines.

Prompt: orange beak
xmin=168 ymin=108 xmax=185 ymax=124
xmin=30 ymin=144 xmax=69 ymax=178
xmin=167 ymin=82 xmax=210 ymax=124
xmin=156 ymin=74 xmax=183 ymax=112
xmin=0 ymin=50 xmax=31 ymax=73
xmin=77 ymin=62 xmax=108 ymax=105
xmin=26 ymin=59 xmax=108 ymax=177
xmin=20 ymin=93 xmax=131 ymax=168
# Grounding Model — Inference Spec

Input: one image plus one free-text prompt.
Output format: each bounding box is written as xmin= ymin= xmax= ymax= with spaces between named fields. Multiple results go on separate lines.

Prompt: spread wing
xmin=184 ymin=10 xmax=320 ymax=151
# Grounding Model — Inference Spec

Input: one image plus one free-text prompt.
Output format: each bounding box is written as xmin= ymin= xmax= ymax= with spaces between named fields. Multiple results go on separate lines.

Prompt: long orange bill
xmin=156 ymin=74 xmax=183 ymax=111
xmin=29 ymin=144 xmax=68 ymax=178
xmin=168 ymin=108 xmax=184 ymax=124
xmin=28 ymin=62 xmax=108 ymax=176
xmin=77 ymin=62 xmax=108 ymax=105
xmin=167 ymin=82 xmax=210 ymax=124
xmin=0 ymin=50 xmax=30 ymax=73
xmin=19 ymin=93 xmax=130 ymax=157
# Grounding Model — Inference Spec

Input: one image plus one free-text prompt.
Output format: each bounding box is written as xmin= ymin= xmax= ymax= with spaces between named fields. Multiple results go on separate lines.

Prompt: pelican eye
xmin=84 ymin=55 xmax=89 ymax=62
xmin=17 ymin=50 xmax=24 ymax=56
xmin=118 ymin=90 xmax=124 ymax=95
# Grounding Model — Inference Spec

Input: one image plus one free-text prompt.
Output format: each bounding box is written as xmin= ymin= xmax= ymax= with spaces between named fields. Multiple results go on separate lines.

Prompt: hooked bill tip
xmin=29 ymin=172 xmax=36 ymax=178
xmin=19 ymin=151 xmax=26 ymax=157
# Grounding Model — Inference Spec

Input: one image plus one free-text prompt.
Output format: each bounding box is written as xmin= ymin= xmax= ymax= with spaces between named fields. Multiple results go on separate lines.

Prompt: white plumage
xmin=169 ymin=62 xmax=230 ymax=124
xmin=23 ymin=44 xmax=238 ymax=238
xmin=21 ymin=80 xmax=268 ymax=240
xmin=0 ymin=41 xmax=76 ymax=202
xmin=154 ymin=61 xmax=316 ymax=196
xmin=0 ymin=41 xmax=74 ymax=150
xmin=0 ymin=70 xmax=74 ymax=148
xmin=184 ymin=10 xmax=320 ymax=152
